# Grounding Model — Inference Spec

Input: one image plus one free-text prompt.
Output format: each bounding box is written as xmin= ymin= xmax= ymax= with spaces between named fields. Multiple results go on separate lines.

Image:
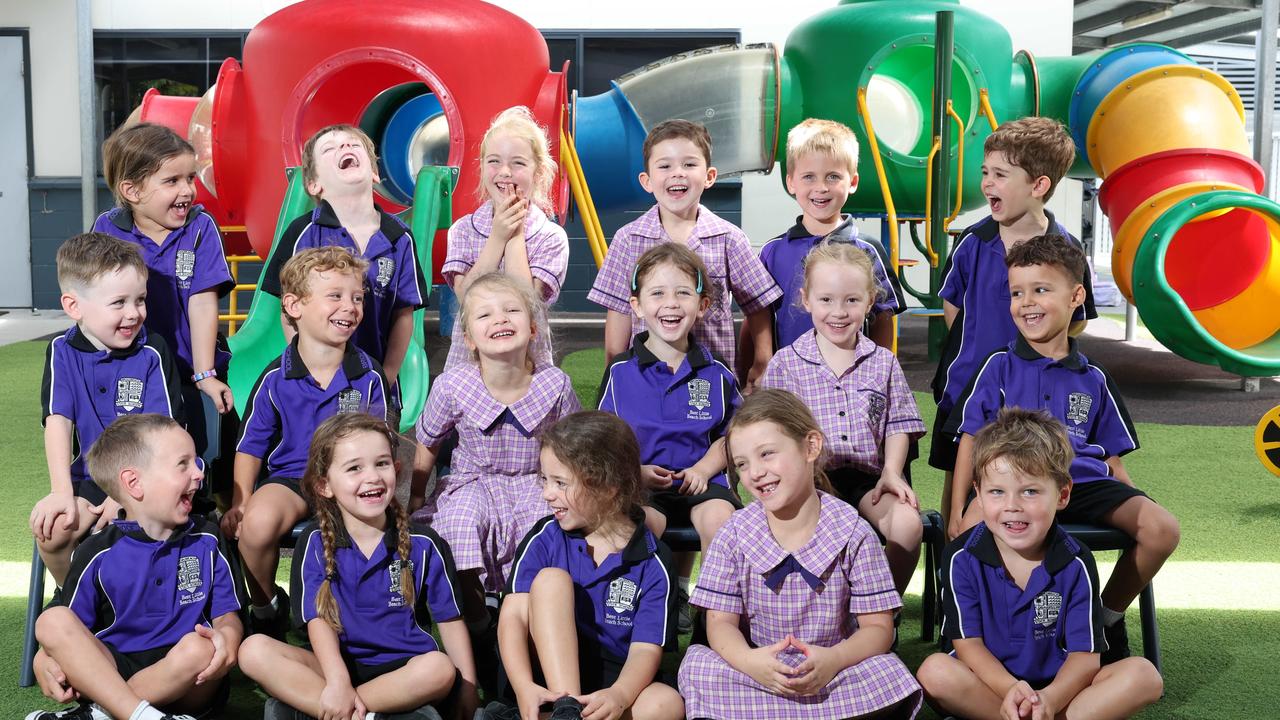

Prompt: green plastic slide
xmin=227 ymin=165 xmax=456 ymax=432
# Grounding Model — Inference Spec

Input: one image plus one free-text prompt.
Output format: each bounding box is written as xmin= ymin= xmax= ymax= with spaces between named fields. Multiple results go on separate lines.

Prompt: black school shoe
xmin=470 ymin=605 xmax=501 ymax=698
xmin=474 ymin=701 xmax=520 ymax=720
xmin=249 ymin=585 xmax=292 ymax=641
xmin=374 ymin=706 xmax=444 ymax=720
xmin=25 ymin=704 xmax=103 ymax=720
xmin=1102 ymin=617 xmax=1132 ymax=664
xmin=547 ymin=697 xmax=584 ymax=720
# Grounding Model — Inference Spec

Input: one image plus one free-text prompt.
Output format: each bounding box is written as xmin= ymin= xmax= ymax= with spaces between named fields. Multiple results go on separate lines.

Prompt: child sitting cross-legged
xmin=28 ymin=414 xmax=244 ymax=720
xmin=918 ymin=407 xmax=1164 ymax=719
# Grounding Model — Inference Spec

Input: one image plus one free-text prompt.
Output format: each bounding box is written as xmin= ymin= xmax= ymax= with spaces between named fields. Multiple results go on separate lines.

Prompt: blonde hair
xmin=475 ymin=106 xmax=557 ymax=214
xmin=301 ymin=124 xmax=379 ymax=200
xmin=57 ymin=232 xmax=148 ymax=294
xmin=984 ymin=116 xmax=1075 ymax=201
xmin=86 ymin=414 xmax=184 ymax=502
xmin=302 ymin=413 xmax=414 ymax=633
xmin=972 ymin=407 xmax=1074 ymax=489
xmin=458 ymin=272 xmax=544 ymax=365
xmin=785 ymin=118 xmax=859 ymax=176
xmin=102 ymin=122 xmax=196 ymax=207
xmin=724 ymin=388 xmax=834 ymax=494
xmin=801 ymin=241 xmax=885 ymax=303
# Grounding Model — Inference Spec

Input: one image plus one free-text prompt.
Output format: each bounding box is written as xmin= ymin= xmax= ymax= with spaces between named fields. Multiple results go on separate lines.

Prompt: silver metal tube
xmin=1254 ymin=0 xmax=1278 ymax=197
xmin=77 ymin=0 xmax=95 ymax=231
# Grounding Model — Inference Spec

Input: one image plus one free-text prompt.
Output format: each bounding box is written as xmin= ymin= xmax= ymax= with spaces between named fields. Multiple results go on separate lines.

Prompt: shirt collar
xmin=469 ymin=200 xmax=549 ymax=238
xmin=1012 ymin=334 xmax=1086 ymax=371
xmin=462 ymin=362 xmax=564 ymax=432
xmin=738 ymin=491 xmax=847 ymax=584
xmin=314 ymin=200 xmax=411 ymax=246
xmin=282 ymin=337 xmax=373 ymax=381
xmin=332 ymin=510 xmax=400 ymax=555
xmin=66 ymin=324 xmax=147 ymax=359
xmin=966 ymin=521 xmax=1080 ymax=574
xmin=977 ymin=208 xmax=1064 ymax=244
xmin=564 ymin=513 xmax=657 ymax=567
xmin=113 ymin=517 xmax=196 ymax=544
xmin=630 ymin=332 xmax=712 ymax=371
xmin=110 ymin=204 xmax=200 ymax=234
xmin=782 ymin=214 xmax=859 ymax=245
xmin=791 ymin=328 xmax=875 ymax=370
xmin=630 ymin=204 xmax=737 ymax=241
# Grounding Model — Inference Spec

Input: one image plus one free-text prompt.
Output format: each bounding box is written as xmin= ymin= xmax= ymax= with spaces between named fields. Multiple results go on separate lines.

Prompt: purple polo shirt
xmin=597 ymin=334 xmax=740 ymax=489
xmin=947 ymin=336 xmax=1138 ymax=484
xmin=942 ymin=522 xmax=1106 ymax=686
xmin=62 ymin=515 xmax=245 ymax=653
xmin=41 ymin=326 xmax=183 ymax=485
xmin=236 ymin=339 xmax=389 ymax=480
xmin=440 ymin=202 xmax=570 ymax=373
xmin=933 ymin=212 xmax=1097 ymax=413
xmin=760 ymin=330 xmax=924 ymax=474
xmin=759 ymin=216 xmax=904 ymax=350
xmin=293 ymin=518 xmax=463 ymax=665
xmin=587 ymin=204 xmax=782 ymax=368
xmin=93 ymin=206 xmax=235 ymax=378
xmin=261 ymin=201 xmax=428 ymax=364
xmin=507 ymin=516 xmax=677 ymax=661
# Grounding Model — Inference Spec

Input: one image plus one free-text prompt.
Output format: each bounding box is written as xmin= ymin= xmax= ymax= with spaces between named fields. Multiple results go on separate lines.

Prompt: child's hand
xmin=869 ymin=472 xmax=918 ymax=509
xmin=319 ymin=679 xmax=364 ymax=720
xmin=34 ymin=652 xmax=78 ymax=704
xmin=92 ymin=496 xmax=122 ymax=533
xmin=1001 ymin=680 xmax=1038 ymax=720
xmin=492 ymin=191 xmax=529 ymax=245
xmin=674 ymin=467 xmax=710 ymax=496
xmin=575 ymin=686 xmax=627 ymax=720
xmin=946 ymin=513 xmax=966 ymax=543
xmin=741 ymin=637 xmax=799 ymax=696
xmin=785 ymin=637 xmax=842 ymax=696
xmin=641 ymin=465 xmax=674 ymax=490
xmin=514 ymin=682 xmax=561 ymax=720
xmin=197 ymin=376 xmax=234 ymax=414
xmin=744 ymin=361 xmax=768 ymax=396
xmin=29 ymin=492 xmax=89 ymax=542
xmin=220 ymin=504 xmax=245 ymax=540
xmin=193 ymin=624 xmax=234 ymax=685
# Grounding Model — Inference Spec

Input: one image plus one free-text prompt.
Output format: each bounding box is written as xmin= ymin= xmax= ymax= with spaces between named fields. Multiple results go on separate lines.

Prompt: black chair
xmin=921 ymin=521 xmax=1162 ymax=674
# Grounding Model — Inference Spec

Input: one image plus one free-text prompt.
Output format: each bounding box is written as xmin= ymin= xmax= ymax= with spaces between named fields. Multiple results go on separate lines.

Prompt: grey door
xmin=0 ymin=35 xmax=31 ymax=307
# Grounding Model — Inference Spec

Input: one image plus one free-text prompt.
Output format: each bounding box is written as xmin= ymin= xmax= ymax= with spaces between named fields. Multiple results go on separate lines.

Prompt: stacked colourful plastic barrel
xmin=1071 ymin=44 xmax=1280 ymax=376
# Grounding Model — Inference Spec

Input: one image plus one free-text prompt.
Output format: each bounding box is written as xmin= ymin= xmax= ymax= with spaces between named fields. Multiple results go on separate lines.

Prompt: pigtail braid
xmin=315 ymin=506 xmax=344 ymax=633
xmin=392 ymin=500 xmax=416 ymax=608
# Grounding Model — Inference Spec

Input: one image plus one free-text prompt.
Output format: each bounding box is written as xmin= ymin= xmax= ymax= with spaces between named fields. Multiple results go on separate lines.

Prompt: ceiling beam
xmin=1073 ymin=36 xmax=1107 ymax=49
xmin=1166 ymin=17 xmax=1266 ymax=45
xmin=1104 ymin=7 xmax=1251 ymax=44
xmin=1075 ymin=2 xmax=1164 ymax=33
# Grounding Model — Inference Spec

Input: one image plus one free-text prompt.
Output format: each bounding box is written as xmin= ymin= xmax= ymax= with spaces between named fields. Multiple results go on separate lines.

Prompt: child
xmin=494 ymin=411 xmax=684 ymax=720
xmin=760 ymin=242 xmax=925 ymax=596
xmin=95 ymin=123 xmax=237 ymax=419
xmin=930 ymin=117 xmax=1097 ymax=527
xmin=227 ymin=246 xmax=391 ymax=638
xmin=261 ymin=123 xmax=428 ymax=386
xmin=918 ymin=408 xmax=1164 ymax=719
xmin=412 ymin=272 xmax=581 ymax=681
xmin=946 ymin=234 xmax=1180 ymax=663
xmin=28 ymin=414 xmax=244 ymax=720
xmin=588 ymin=119 xmax=782 ymax=382
xmin=440 ymin=106 xmax=570 ymax=373
xmin=678 ymin=389 xmax=922 ymax=719
xmin=33 ymin=233 xmax=184 ymax=586
xmin=239 ymin=413 xmax=478 ymax=720
xmin=748 ymin=118 xmax=904 ymax=371
xmin=597 ymin=242 xmax=741 ymax=632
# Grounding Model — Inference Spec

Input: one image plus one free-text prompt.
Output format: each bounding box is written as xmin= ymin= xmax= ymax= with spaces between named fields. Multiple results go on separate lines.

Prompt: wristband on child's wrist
xmin=192 ymin=369 xmax=218 ymax=383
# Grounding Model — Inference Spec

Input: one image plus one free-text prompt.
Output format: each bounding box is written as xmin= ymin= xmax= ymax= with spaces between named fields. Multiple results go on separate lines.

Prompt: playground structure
xmin=130 ymin=0 xmax=1280 ymax=383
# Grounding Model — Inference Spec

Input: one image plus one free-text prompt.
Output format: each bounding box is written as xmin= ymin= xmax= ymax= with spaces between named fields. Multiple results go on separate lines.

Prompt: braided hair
xmin=302 ymin=413 xmax=416 ymax=632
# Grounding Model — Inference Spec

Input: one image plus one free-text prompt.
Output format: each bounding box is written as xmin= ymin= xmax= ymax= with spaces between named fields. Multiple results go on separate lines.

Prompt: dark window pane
xmin=123 ymin=36 xmax=205 ymax=62
xmin=94 ymin=36 xmax=125 ymax=61
xmin=544 ymin=37 xmax=579 ymax=95
xmin=208 ymin=35 xmax=244 ymax=62
xmin=581 ymin=36 xmax=736 ymax=95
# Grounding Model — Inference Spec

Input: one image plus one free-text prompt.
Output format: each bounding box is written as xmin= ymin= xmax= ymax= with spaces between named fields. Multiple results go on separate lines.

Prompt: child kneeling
xmin=29 ymin=414 xmax=243 ymax=720
xmin=918 ymin=408 xmax=1163 ymax=719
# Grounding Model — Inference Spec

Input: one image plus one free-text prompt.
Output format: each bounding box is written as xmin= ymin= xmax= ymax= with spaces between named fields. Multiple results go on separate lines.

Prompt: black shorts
xmin=345 ymin=654 xmax=412 ymax=685
xmin=647 ymin=484 xmax=741 ymax=526
xmin=107 ymin=642 xmax=229 ymax=713
xmin=1059 ymin=480 xmax=1150 ymax=525
xmin=257 ymin=475 xmax=305 ymax=501
xmin=928 ymin=407 xmax=959 ymax=472
xmin=73 ymin=480 xmax=108 ymax=506
xmin=827 ymin=467 xmax=882 ymax=511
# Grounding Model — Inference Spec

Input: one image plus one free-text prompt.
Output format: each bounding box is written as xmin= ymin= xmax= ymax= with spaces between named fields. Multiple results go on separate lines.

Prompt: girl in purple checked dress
xmin=678 ymin=389 xmax=921 ymax=719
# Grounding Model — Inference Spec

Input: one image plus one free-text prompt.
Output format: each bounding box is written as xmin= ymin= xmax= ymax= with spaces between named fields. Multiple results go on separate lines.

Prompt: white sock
xmin=1102 ymin=606 xmax=1125 ymax=627
xmin=364 ymin=713 xmax=377 ymax=720
xmin=88 ymin=704 xmax=111 ymax=720
xmin=129 ymin=701 xmax=166 ymax=720
xmin=250 ymin=592 xmax=280 ymax=619
xmin=678 ymin=577 xmax=690 ymax=593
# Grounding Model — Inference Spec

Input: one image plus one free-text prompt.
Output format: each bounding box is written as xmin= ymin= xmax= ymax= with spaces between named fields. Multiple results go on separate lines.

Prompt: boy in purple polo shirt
xmin=918 ymin=408 xmax=1163 ymax=720
xmin=588 ymin=119 xmax=781 ymax=382
xmin=745 ymin=118 xmax=903 ymax=370
xmin=33 ymin=233 xmax=184 ymax=588
xmin=930 ymin=117 xmax=1097 ymax=520
xmin=227 ymin=247 xmax=391 ymax=639
xmin=261 ymin=124 xmax=427 ymax=386
xmin=946 ymin=235 xmax=1180 ymax=664
xmin=28 ymin=414 xmax=245 ymax=720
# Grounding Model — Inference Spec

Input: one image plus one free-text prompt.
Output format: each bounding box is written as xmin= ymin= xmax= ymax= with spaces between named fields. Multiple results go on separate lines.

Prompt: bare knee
xmin=238 ymin=505 xmax=287 ymax=552
xmin=237 ymin=634 xmax=279 ymax=678
xmin=883 ymin=503 xmax=924 ymax=547
xmin=1139 ymin=506 xmax=1180 ymax=557
xmin=35 ymin=606 xmax=83 ymax=648
xmin=530 ymin=567 xmax=573 ymax=594
xmin=916 ymin=653 xmax=965 ymax=697
xmin=166 ymin=631 xmax=216 ymax=677
xmin=691 ymin=501 xmax=733 ymax=538
xmin=1116 ymin=658 xmax=1164 ymax=704
xmin=404 ymin=652 xmax=457 ymax=698
xmin=631 ymin=682 xmax=685 ymax=720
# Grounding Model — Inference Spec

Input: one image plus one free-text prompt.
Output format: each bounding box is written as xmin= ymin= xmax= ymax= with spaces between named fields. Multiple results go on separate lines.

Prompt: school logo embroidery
xmin=687 ymin=378 xmax=711 ymax=411
xmin=387 ymin=559 xmax=413 ymax=608
xmin=337 ymin=389 xmax=363 ymax=414
xmin=375 ymin=257 xmax=395 ymax=288
xmin=176 ymin=555 xmax=206 ymax=605
xmin=175 ymin=250 xmax=196 ymax=287
xmin=1067 ymin=392 xmax=1093 ymax=425
xmin=606 ymin=577 xmax=639 ymax=614
xmin=1033 ymin=591 xmax=1062 ymax=627
xmin=866 ymin=393 xmax=887 ymax=427
xmin=115 ymin=378 xmax=144 ymax=412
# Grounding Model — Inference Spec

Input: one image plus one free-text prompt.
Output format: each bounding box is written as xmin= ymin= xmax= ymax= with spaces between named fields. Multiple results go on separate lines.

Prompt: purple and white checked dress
xmin=587 ymin=204 xmax=782 ymax=368
xmin=760 ymin=330 xmax=925 ymax=474
xmin=441 ymin=202 xmax=569 ymax=373
xmin=413 ymin=362 xmax=581 ymax=591
xmin=678 ymin=492 xmax=922 ymax=719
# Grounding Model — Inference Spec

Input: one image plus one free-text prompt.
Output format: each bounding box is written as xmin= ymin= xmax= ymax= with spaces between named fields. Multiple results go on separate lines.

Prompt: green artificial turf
xmin=4 ymin=341 xmax=1279 ymax=718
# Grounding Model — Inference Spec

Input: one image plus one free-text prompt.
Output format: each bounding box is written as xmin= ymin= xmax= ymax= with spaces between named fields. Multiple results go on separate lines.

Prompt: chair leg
xmin=1138 ymin=582 xmax=1162 ymax=676
xmin=22 ymin=542 xmax=46 ymax=688
xmin=921 ymin=536 xmax=936 ymax=642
